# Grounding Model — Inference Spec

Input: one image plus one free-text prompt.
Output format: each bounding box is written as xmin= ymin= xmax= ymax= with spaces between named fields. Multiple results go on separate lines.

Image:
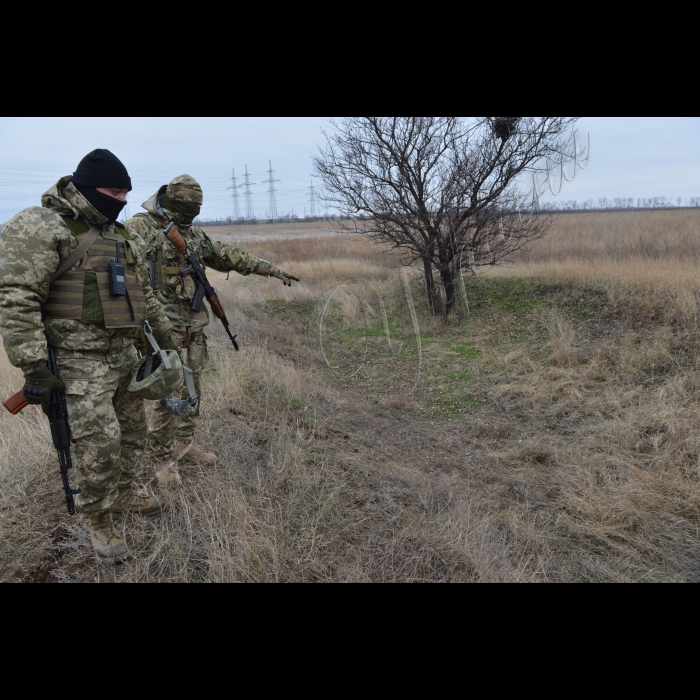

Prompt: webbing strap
xmin=182 ymin=365 xmax=198 ymax=401
xmin=125 ymin=288 xmax=136 ymax=322
xmin=51 ymin=226 xmax=101 ymax=284
xmin=143 ymin=321 xmax=172 ymax=370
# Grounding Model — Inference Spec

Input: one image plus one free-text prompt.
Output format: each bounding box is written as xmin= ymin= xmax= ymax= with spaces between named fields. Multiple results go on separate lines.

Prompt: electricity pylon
xmin=242 ymin=165 xmax=256 ymax=221
xmin=307 ymin=181 xmax=318 ymax=218
xmin=264 ymin=161 xmax=280 ymax=220
xmin=227 ymin=169 xmax=242 ymax=220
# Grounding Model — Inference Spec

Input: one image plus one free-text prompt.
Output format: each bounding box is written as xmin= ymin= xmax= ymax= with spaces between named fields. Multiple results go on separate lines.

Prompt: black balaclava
xmin=75 ymin=186 xmax=127 ymax=224
xmin=70 ymin=149 xmax=132 ymax=223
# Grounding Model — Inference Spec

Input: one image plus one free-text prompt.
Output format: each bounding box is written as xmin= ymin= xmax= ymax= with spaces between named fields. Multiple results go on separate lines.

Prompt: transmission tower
xmin=307 ymin=181 xmax=318 ymax=218
xmin=264 ymin=160 xmax=280 ymax=220
xmin=227 ymin=169 xmax=242 ymax=220
xmin=242 ymin=165 xmax=257 ymax=220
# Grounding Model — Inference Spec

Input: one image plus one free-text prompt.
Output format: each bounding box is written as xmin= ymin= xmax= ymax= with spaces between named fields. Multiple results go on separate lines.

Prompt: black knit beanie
xmin=70 ymin=149 xmax=132 ymax=190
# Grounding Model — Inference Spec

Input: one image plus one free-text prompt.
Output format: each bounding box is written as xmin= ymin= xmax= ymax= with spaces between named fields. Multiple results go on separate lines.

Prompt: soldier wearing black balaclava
xmin=0 ymin=149 xmax=175 ymax=563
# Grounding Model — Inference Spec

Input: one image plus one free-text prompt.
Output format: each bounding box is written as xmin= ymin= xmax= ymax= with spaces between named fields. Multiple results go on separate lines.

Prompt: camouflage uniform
xmin=0 ymin=178 xmax=172 ymax=514
xmin=126 ymin=175 xmax=294 ymax=459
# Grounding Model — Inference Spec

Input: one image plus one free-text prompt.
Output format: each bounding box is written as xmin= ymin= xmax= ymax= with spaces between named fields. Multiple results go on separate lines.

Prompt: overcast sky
xmin=1 ymin=117 xmax=698 ymax=224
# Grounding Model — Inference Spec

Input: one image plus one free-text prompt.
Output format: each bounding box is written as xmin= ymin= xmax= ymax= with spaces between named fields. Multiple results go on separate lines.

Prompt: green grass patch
xmin=262 ymin=299 xmax=314 ymax=317
xmin=453 ymin=343 xmax=480 ymax=359
xmin=463 ymin=278 xmax=545 ymax=314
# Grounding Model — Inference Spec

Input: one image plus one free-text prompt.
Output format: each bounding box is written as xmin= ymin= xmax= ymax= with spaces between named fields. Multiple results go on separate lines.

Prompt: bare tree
xmin=313 ymin=117 xmax=580 ymax=315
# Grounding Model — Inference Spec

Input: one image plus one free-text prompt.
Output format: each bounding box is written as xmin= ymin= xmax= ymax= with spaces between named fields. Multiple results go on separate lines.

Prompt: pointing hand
xmin=274 ymin=269 xmax=300 ymax=287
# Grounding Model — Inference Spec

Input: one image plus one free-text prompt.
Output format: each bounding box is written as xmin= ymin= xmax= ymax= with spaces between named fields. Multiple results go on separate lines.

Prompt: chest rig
xmin=150 ymin=219 xmax=199 ymax=301
xmin=44 ymin=217 xmax=147 ymax=328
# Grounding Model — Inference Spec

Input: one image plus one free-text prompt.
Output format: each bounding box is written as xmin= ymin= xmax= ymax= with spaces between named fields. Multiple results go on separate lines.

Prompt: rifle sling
xmin=51 ymin=226 xmax=101 ymax=285
xmin=182 ymin=365 xmax=198 ymax=401
xmin=143 ymin=324 xmax=172 ymax=371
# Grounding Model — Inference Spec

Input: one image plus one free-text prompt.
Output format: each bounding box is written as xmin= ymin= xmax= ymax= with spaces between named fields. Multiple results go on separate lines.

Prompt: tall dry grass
xmin=206 ymin=220 xmax=333 ymax=242
xmin=486 ymin=210 xmax=700 ymax=328
xmin=203 ymin=230 xmax=404 ymax=329
xmin=516 ymin=209 xmax=700 ymax=263
xmin=463 ymin=210 xmax=700 ymax=580
xmin=482 ymin=304 xmax=700 ymax=581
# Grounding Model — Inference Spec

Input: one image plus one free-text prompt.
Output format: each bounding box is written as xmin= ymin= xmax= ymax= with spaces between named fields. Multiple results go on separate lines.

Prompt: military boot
xmin=113 ymin=486 xmax=163 ymax=516
xmin=88 ymin=511 xmax=129 ymax=564
xmin=176 ymin=441 xmax=217 ymax=466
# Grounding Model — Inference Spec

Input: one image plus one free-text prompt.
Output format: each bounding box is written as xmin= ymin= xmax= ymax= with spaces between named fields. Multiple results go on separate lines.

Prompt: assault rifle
xmin=3 ymin=348 xmax=80 ymax=515
xmin=164 ymin=223 xmax=239 ymax=351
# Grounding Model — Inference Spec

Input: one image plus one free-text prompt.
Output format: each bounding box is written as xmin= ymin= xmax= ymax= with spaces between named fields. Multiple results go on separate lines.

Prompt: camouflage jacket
xmin=0 ymin=178 xmax=171 ymax=374
xmin=126 ymin=193 xmax=280 ymax=331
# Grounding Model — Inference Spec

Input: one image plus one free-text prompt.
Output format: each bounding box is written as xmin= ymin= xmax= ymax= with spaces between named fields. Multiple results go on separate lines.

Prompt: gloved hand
xmin=23 ymin=367 xmax=65 ymax=405
xmin=273 ymin=268 xmax=300 ymax=287
xmin=157 ymin=335 xmax=178 ymax=352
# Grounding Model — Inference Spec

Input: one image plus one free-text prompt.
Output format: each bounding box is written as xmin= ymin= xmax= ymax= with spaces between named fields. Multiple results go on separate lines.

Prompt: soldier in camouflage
xmin=0 ymin=150 xmax=175 ymax=564
xmin=126 ymin=175 xmax=299 ymax=483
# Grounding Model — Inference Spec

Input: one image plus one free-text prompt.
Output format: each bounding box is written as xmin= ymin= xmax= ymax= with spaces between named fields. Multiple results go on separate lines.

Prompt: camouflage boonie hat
xmin=128 ymin=350 xmax=184 ymax=400
xmin=166 ymin=175 xmax=203 ymax=206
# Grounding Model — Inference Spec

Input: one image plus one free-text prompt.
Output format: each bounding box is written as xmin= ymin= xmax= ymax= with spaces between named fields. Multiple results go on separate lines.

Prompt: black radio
xmin=108 ymin=241 xmax=127 ymax=296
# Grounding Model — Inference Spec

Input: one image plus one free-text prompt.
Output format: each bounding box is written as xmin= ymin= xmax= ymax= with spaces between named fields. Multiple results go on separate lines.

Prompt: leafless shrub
xmin=313 ymin=116 xmax=580 ymax=315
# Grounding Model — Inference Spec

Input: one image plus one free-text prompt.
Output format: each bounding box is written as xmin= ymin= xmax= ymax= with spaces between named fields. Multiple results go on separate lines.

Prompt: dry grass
xmin=516 ymin=209 xmax=700 ymax=263
xmin=0 ymin=329 xmax=532 ymax=583
xmin=479 ymin=305 xmax=700 ymax=581
xmin=205 ymin=226 xmax=401 ymax=317
xmin=1 ymin=210 xmax=699 ymax=582
xmin=205 ymin=220 xmax=333 ymax=242
xmin=487 ymin=210 xmax=700 ymax=329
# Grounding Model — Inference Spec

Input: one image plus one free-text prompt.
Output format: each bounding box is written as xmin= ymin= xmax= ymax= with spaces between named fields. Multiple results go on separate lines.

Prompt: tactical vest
xmin=137 ymin=213 xmax=197 ymax=299
xmin=44 ymin=218 xmax=147 ymax=328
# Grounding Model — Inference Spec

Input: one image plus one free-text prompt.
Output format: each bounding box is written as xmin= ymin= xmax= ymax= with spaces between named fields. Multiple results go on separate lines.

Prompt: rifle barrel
xmin=222 ymin=320 xmax=239 ymax=351
xmin=47 ymin=348 xmax=80 ymax=515
xmin=183 ymin=255 xmax=240 ymax=351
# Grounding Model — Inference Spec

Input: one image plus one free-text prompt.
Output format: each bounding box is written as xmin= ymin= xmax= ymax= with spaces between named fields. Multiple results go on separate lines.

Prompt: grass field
xmin=1 ymin=209 xmax=700 ymax=582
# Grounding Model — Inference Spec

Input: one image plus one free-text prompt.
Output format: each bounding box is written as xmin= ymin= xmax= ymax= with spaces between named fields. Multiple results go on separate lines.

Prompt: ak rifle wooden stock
xmin=3 ymin=391 xmax=29 ymax=415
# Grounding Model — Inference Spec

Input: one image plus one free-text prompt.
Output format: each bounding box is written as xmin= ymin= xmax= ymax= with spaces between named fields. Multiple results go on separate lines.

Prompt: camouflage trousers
xmin=56 ymin=347 xmax=146 ymax=514
xmin=147 ymin=329 xmax=208 ymax=458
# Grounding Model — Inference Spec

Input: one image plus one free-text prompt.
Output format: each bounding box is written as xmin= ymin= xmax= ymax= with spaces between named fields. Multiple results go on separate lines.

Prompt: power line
xmin=227 ymin=169 xmax=242 ymax=220
xmin=242 ymin=165 xmax=257 ymax=220
xmin=264 ymin=160 xmax=280 ymax=220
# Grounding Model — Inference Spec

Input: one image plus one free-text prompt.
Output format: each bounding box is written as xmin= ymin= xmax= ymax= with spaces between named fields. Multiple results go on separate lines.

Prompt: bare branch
xmin=313 ymin=116 xmax=580 ymax=315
